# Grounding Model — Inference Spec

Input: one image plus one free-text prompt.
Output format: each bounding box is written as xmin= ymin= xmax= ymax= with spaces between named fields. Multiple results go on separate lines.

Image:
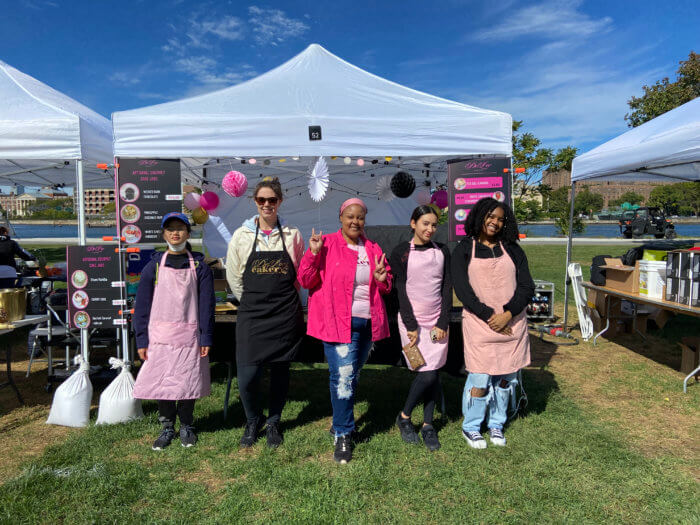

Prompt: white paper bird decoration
xmin=308 ymin=156 xmax=330 ymax=202
xmin=376 ymin=175 xmax=395 ymax=202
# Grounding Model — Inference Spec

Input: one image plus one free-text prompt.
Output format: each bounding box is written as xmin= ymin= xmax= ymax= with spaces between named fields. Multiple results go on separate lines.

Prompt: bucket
xmin=639 ymin=260 xmax=666 ymax=299
xmin=11 ymin=288 xmax=26 ymax=321
xmin=0 ymin=288 xmax=18 ymax=322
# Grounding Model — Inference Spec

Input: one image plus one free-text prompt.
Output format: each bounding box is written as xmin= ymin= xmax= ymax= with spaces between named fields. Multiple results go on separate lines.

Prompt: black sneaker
xmin=240 ymin=417 xmax=264 ymax=448
xmin=421 ymin=424 xmax=441 ymax=452
xmin=266 ymin=422 xmax=283 ymax=449
xmin=334 ymin=434 xmax=353 ymax=464
xmin=180 ymin=425 xmax=197 ymax=448
xmin=396 ymin=414 xmax=420 ymax=444
xmin=152 ymin=427 xmax=175 ymax=451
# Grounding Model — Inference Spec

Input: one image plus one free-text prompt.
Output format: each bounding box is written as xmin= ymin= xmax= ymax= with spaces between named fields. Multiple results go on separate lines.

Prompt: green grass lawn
xmin=2 ymin=243 xmax=697 ymax=522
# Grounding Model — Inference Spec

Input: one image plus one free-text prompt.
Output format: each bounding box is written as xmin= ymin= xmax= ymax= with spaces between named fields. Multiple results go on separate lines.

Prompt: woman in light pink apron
xmin=451 ymin=198 xmax=534 ymax=449
xmin=133 ymin=212 xmax=215 ymax=450
xmin=390 ymin=206 xmax=452 ymax=451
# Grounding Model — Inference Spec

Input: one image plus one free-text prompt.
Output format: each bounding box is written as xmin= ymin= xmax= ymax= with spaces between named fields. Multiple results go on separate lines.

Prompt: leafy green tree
xmin=514 ymin=198 xmax=542 ymax=222
xmin=100 ymin=202 xmax=116 ymax=214
xmin=512 ymin=120 xmax=553 ymax=198
xmin=609 ymin=191 xmax=645 ymax=208
xmin=546 ymin=185 xmax=586 ymax=235
xmin=625 ymin=51 xmax=700 ymax=127
xmin=547 ymin=146 xmax=578 ymax=172
xmin=648 ymin=182 xmax=700 ymax=216
xmin=574 ymin=186 xmax=604 ymax=215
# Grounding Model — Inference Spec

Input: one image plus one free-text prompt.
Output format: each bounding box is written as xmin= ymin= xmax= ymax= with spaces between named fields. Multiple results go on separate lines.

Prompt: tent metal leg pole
xmin=76 ymin=160 xmax=89 ymax=361
xmin=563 ymin=181 xmax=576 ymax=331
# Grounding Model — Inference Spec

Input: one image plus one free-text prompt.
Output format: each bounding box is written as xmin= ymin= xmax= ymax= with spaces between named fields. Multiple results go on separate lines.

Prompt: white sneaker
xmin=462 ymin=430 xmax=487 ymax=449
xmin=488 ymin=428 xmax=506 ymax=447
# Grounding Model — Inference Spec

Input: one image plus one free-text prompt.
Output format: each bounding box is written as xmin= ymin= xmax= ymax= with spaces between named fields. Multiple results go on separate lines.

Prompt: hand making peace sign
xmin=309 ymin=228 xmax=324 ymax=255
xmin=373 ymin=253 xmax=388 ymax=283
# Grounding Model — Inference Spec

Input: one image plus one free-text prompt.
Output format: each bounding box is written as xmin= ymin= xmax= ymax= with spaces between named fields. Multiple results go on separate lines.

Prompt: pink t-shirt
xmin=348 ymin=242 xmax=371 ymax=319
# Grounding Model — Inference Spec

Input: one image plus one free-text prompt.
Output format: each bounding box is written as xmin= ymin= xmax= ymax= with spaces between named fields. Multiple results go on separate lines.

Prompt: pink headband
xmin=340 ymin=198 xmax=367 ymax=215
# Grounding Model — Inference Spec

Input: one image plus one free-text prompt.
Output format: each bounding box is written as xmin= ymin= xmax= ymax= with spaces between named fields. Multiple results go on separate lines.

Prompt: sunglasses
xmin=255 ymin=196 xmax=279 ymax=205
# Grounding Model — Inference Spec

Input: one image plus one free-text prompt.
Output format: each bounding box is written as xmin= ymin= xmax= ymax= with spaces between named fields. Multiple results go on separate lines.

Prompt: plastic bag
xmin=96 ymin=358 xmax=143 ymax=425
xmin=46 ymin=355 xmax=93 ymax=427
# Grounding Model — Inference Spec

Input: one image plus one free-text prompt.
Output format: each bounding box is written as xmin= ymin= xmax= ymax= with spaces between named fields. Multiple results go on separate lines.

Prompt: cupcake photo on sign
xmin=71 ymin=270 xmax=88 ymax=289
xmin=72 ymin=290 xmax=89 ymax=309
xmin=119 ymin=183 xmax=140 ymax=203
xmin=120 ymin=204 xmax=141 ymax=223
xmin=74 ymin=311 xmax=91 ymax=329
xmin=492 ymin=191 xmax=505 ymax=202
xmin=454 ymin=209 xmax=468 ymax=221
xmin=454 ymin=178 xmax=466 ymax=190
xmin=122 ymin=224 xmax=142 ymax=244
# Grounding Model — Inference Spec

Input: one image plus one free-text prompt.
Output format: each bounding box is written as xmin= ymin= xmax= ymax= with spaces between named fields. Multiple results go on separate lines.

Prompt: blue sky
xmin=3 ymin=0 xmax=699 ymax=156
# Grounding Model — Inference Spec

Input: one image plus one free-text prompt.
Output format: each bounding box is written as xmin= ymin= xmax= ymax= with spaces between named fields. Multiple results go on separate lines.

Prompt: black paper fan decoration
xmin=390 ymin=171 xmax=416 ymax=198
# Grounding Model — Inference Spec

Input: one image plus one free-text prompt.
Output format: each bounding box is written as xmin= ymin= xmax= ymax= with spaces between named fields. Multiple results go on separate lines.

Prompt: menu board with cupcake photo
xmin=67 ymin=245 xmax=124 ymax=329
xmin=446 ymin=157 xmax=511 ymax=241
xmin=116 ymin=158 xmax=182 ymax=244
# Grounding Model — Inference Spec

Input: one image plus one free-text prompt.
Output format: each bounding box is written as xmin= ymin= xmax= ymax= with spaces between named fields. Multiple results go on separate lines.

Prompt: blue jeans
xmin=462 ymin=372 xmax=518 ymax=432
xmin=323 ymin=317 xmax=373 ymax=437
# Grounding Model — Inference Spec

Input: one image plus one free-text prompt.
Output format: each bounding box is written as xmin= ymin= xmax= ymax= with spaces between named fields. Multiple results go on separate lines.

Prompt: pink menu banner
xmin=455 ymin=192 xmax=498 ymax=205
xmin=460 ymin=177 xmax=503 ymax=189
xmin=455 ymin=224 xmax=466 ymax=236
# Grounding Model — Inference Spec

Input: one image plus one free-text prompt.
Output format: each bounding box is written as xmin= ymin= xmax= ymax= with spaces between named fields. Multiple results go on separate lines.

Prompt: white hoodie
xmin=225 ymin=215 xmax=305 ymax=300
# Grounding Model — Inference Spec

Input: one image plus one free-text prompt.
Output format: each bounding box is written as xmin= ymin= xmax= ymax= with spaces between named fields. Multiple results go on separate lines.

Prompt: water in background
xmin=9 ymin=222 xmax=700 ymax=240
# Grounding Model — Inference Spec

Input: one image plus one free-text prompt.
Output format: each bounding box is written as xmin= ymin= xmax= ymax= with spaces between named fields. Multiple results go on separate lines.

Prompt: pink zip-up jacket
xmin=298 ymin=229 xmax=393 ymax=343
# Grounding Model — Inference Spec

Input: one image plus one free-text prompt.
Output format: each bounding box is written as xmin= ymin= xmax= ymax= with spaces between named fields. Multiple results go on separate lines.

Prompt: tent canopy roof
xmin=113 ymin=44 xmax=512 ymax=159
xmin=0 ymin=60 xmax=113 ymax=164
xmin=571 ymin=97 xmax=700 ymax=183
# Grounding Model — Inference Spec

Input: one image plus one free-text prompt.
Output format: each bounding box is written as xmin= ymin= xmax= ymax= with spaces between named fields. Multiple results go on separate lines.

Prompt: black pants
xmin=402 ymin=370 xmax=442 ymax=425
xmin=158 ymin=399 xmax=195 ymax=428
xmin=237 ymin=362 xmax=290 ymax=425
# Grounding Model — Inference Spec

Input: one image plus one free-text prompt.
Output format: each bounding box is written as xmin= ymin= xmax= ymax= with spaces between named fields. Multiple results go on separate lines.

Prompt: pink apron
xmin=134 ymin=251 xmax=210 ymax=400
xmin=397 ymin=241 xmax=448 ymax=371
xmin=461 ymin=239 xmax=530 ymax=375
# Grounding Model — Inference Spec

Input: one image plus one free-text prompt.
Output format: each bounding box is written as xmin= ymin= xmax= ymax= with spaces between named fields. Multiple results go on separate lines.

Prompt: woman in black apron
xmin=225 ymin=177 xmax=305 ymax=448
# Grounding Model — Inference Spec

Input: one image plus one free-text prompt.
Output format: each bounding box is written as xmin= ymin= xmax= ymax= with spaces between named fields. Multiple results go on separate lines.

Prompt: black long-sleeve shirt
xmin=389 ymin=241 xmax=452 ymax=331
xmin=451 ymin=238 xmax=535 ymax=322
xmin=0 ymin=235 xmax=35 ymax=269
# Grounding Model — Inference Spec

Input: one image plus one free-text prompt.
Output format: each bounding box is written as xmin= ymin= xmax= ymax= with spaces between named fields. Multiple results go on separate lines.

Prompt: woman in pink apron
xmin=451 ymin=198 xmax=534 ymax=449
xmin=133 ymin=212 xmax=215 ymax=450
xmin=389 ymin=206 xmax=451 ymax=451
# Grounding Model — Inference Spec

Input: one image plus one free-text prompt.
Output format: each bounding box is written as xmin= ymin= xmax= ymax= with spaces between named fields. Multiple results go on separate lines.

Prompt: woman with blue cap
xmin=133 ymin=211 xmax=215 ymax=450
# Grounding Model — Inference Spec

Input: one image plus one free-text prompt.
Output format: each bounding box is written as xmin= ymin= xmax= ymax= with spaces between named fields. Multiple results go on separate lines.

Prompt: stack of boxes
xmin=666 ymin=250 xmax=700 ymax=307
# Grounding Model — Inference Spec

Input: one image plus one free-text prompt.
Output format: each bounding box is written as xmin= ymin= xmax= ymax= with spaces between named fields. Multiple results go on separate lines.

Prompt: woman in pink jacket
xmin=298 ymin=198 xmax=392 ymax=464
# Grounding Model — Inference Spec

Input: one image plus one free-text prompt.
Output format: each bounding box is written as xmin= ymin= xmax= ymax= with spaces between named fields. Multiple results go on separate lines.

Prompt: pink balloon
xmin=431 ymin=190 xmax=448 ymax=209
xmin=199 ymin=191 xmax=220 ymax=211
xmin=183 ymin=192 xmax=201 ymax=210
xmin=222 ymin=170 xmax=248 ymax=198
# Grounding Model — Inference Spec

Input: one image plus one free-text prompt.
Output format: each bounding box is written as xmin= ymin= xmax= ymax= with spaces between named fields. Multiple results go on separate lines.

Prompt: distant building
xmin=0 ymin=193 xmax=38 ymax=217
xmin=541 ymin=170 xmax=674 ymax=208
xmin=74 ymin=188 xmax=115 ymax=215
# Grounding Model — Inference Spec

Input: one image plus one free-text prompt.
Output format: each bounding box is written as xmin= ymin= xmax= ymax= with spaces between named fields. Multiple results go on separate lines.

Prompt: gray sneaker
xmin=462 ymin=429 xmax=487 ymax=449
xmin=487 ymin=428 xmax=506 ymax=447
xmin=152 ymin=427 xmax=175 ymax=450
xmin=180 ymin=425 xmax=198 ymax=448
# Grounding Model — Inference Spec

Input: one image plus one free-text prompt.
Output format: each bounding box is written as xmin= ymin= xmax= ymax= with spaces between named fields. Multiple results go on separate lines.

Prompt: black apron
xmin=235 ymin=221 xmax=303 ymax=365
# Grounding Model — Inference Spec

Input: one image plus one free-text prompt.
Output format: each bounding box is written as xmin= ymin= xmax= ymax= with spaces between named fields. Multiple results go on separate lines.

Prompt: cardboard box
xmin=587 ymin=289 xmax=621 ymax=318
xmin=633 ymin=313 xmax=649 ymax=334
xmin=213 ymin=279 xmax=229 ymax=292
xmin=649 ymin=308 xmax=674 ymax=329
xmin=679 ymin=337 xmax=700 ymax=375
xmin=600 ymin=258 xmax=639 ymax=293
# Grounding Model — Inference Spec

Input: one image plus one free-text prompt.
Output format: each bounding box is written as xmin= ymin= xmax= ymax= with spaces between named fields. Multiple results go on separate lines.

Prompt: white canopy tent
xmin=0 ymin=59 xmax=114 ymax=241
xmin=564 ymin=97 xmax=700 ymax=328
xmin=112 ymin=44 xmax=512 ymax=256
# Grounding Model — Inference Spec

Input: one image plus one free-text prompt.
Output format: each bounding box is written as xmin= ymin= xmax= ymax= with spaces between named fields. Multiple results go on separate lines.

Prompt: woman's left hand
xmin=431 ymin=327 xmax=447 ymax=342
xmin=487 ymin=311 xmax=512 ymax=333
xmin=200 ymin=346 xmax=210 ymax=357
xmin=373 ymin=253 xmax=388 ymax=283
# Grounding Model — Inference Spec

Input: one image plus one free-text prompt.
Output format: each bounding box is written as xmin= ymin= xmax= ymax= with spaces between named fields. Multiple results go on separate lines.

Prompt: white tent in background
xmin=112 ymin=44 xmax=512 ymax=255
xmin=563 ymin=96 xmax=700 ymax=328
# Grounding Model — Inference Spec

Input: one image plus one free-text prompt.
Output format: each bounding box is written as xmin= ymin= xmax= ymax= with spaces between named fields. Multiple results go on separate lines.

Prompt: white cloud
xmin=248 ymin=6 xmax=309 ymax=45
xmin=109 ymin=72 xmax=141 ymax=86
xmin=186 ymin=15 xmax=244 ymax=48
xmin=472 ymin=0 xmax=612 ymax=42
xmin=173 ymin=56 xmax=257 ymax=95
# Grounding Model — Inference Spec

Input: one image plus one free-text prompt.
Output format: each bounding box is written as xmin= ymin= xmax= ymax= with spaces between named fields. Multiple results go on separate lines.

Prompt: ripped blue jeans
xmin=323 ymin=317 xmax=373 ymax=437
xmin=462 ymin=372 xmax=518 ymax=432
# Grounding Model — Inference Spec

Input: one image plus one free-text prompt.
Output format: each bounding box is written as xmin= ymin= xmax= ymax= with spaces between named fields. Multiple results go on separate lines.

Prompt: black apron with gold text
xmin=235 ymin=222 xmax=303 ymax=365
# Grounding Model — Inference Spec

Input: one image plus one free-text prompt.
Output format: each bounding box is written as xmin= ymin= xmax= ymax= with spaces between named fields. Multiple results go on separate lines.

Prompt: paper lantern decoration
xmin=390 ymin=171 xmax=416 ymax=198
xmin=248 ymin=158 xmax=257 ymax=164
xmin=263 ymin=159 xmax=271 ymax=166
xmin=357 ymin=158 xmax=365 ymax=166
xmin=222 ymin=171 xmax=248 ymax=198
xmin=385 ymin=156 xmax=393 ymax=162
xmin=414 ymin=188 xmax=431 ymax=206
xmin=376 ymin=176 xmax=395 ymax=202
xmin=431 ymin=189 xmax=448 ymax=209
xmin=199 ymin=191 xmax=220 ymax=211
xmin=343 ymin=157 xmax=351 ymax=165
xmin=183 ymin=192 xmax=201 ymax=211
xmin=308 ymin=156 xmax=329 ymax=202
xmin=292 ymin=156 xmax=299 ymax=161
xmin=191 ymin=207 xmax=209 ymax=225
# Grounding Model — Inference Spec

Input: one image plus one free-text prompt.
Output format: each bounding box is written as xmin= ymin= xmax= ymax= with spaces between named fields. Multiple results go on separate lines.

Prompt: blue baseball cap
xmin=161 ymin=211 xmax=191 ymax=228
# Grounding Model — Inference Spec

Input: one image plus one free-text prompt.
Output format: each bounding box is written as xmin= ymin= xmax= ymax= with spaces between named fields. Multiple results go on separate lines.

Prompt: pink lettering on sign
xmin=460 ymin=177 xmax=503 ymax=189
xmin=456 ymin=224 xmax=466 ymax=236
xmin=455 ymin=192 xmax=498 ymax=205
xmin=463 ymin=161 xmax=492 ymax=169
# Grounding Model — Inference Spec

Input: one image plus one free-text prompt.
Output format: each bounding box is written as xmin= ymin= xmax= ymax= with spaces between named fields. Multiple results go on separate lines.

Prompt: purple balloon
xmin=199 ymin=191 xmax=220 ymax=211
xmin=183 ymin=192 xmax=201 ymax=210
xmin=431 ymin=190 xmax=448 ymax=209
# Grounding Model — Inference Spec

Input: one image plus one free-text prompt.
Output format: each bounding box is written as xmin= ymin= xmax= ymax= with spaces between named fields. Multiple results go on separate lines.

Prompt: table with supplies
xmin=1 ymin=314 xmax=50 ymax=403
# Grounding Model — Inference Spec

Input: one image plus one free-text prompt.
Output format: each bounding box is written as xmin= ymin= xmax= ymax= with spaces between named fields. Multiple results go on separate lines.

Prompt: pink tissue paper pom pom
xmin=222 ymin=170 xmax=248 ymax=198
